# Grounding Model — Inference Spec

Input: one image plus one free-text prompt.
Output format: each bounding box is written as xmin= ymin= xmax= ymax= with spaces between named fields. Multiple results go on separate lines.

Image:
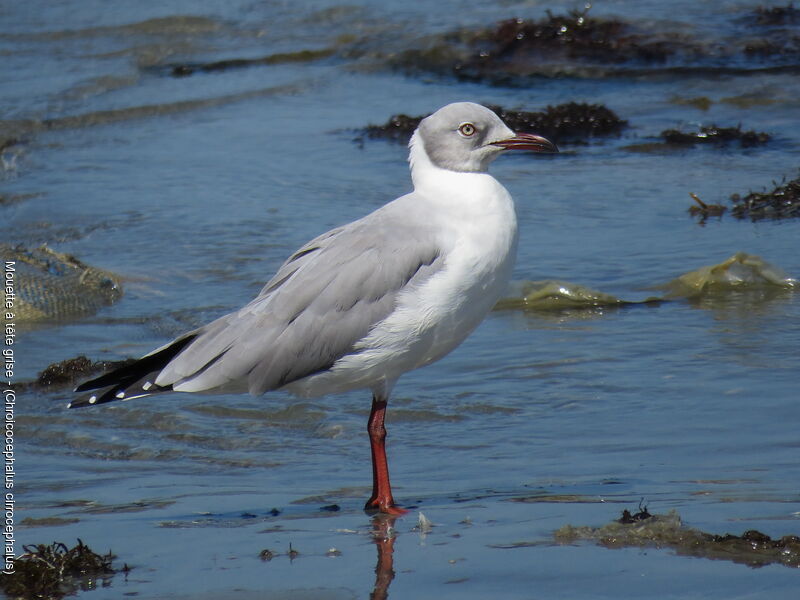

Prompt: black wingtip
xmin=69 ymin=385 xmax=122 ymax=409
xmin=69 ymin=381 xmax=172 ymax=408
xmin=68 ymin=390 xmax=106 ymax=408
xmin=68 ymin=395 xmax=97 ymax=409
xmin=71 ymin=334 xmax=196 ymax=408
xmin=74 ymin=380 xmax=94 ymax=393
xmin=74 ymin=334 xmax=197 ymax=393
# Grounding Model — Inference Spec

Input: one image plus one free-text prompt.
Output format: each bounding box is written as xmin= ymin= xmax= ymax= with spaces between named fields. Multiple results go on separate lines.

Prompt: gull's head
xmin=412 ymin=102 xmax=558 ymax=174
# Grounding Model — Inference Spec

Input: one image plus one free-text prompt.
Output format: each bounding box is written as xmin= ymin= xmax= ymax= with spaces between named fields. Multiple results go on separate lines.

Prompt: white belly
xmin=285 ymin=176 xmax=518 ymax=399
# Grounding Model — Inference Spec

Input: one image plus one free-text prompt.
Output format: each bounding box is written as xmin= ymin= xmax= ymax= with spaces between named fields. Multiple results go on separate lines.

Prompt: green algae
xmin=1 ymin=245 xmax=122 ymax=323
xmin=497 ymin=253 xmax=795 ymax=314
xmin=495 ymin=280 xmax=638 ymax=312
xmin=658 ymin=252 xmax=796 ymax=299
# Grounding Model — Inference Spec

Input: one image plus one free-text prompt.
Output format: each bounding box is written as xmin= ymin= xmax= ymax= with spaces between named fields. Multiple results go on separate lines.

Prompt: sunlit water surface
xmin=3 ymin=1 xmax=799 ymax=598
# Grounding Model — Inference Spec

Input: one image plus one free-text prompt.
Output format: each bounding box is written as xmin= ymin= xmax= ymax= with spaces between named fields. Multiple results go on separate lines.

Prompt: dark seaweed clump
xmin=489 ymin=103 xmax=627 ymax=143
xmin=150 ymin=48 xmax=334 ymax=77
xmin=661 ymin=125 xmax=770 ymax=147
xmin=618 ymin=505 xmax=652 ymax=523
xmin=392 ymin=5 xmax=800 ymax=84
xmin=470 ymin=10 xmax=677 ymax=65
xmin=393 ymin=6 xmax=702 ymax=83
xmin=748 ymin=3 xmax=800 ymax=26
xmin=361 ymin=113 xmax=423 ymax=142
xmin=1 ymin=540 xmax=121 ymax=600
xmin=0 ymin=137 xmax=23 ymax=154
xmin=730 ymin=174 xmax=800 ymax=220
xmin=742 ymin=35 xmax=800 ymax=59
xmin=740 ymin=4 xmax=800 ymax=58
xmin=15 ymin=355 xmax=137 ymax=391
xmin=360 ymin=102 xmax=626 ymax=146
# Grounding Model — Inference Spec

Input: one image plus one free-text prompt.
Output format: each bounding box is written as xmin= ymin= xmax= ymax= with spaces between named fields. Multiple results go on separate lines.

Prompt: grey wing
xmin=154 ymin=207 xmax=443 ymax=394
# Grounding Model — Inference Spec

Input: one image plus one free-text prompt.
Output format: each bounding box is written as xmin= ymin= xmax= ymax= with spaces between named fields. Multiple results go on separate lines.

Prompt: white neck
xmin=408 ymin=131 xmax=491 ymax=195
xmin=403 ymin=131 xmax=520 ymax=354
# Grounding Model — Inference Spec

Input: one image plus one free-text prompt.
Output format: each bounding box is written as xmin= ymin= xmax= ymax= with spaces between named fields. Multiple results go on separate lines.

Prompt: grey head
xmin=415 ymin=102 xmax=558 ymax=173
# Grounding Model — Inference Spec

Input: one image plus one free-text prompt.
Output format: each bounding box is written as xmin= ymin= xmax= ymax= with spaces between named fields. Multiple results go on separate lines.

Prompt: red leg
xmin=364 ymin=394 xmax=407 ymax=515
xmin=370 ymin=514 xmax=398 ymax=600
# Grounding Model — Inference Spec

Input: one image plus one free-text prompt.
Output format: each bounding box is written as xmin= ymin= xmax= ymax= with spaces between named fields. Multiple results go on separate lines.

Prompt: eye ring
xmin=458 ymin=122 xmax=476 ymax=137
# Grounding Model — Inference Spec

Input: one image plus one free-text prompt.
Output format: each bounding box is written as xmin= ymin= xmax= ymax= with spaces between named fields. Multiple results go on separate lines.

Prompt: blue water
xmin=3 ymin=0 xmax=799 ymax=598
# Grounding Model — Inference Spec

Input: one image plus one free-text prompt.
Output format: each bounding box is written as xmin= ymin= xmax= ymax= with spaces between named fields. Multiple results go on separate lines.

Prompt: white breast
xmin=374 ymin=168 xmax=519 ymax=369
xmin=287 ymin=151 xmax=518 ymax=398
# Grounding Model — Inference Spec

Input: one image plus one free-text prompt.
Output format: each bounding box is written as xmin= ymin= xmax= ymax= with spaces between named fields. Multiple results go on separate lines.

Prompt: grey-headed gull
xmin=73 ymin=102 xmax=558 ymax=514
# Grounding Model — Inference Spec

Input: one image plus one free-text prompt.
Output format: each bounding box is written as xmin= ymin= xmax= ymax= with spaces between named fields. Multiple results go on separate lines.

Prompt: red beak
xmin=491 ymin=132 xmax=558 ymax=153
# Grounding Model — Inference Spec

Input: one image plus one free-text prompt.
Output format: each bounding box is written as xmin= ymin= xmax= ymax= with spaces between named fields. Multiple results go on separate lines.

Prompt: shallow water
xmin=3 ymin=0 xmax=800 ymax=598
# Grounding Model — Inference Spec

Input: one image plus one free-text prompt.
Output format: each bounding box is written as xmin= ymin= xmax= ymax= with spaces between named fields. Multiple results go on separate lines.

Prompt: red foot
xmin=365 ymin=497 xmax=409 ymax=516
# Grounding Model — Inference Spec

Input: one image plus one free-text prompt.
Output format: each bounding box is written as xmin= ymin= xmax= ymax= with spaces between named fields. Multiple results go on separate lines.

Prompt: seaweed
xmin=0 ymin=245 xmax=123 ymax=322
xmin=688 ymin=193 xmax=727 ymax=223
xmin=146 ymin=49 xmax=335 ymax=77
xmin=0 ymin=137 xmax=24 ymax=154
xmin=748 ymin=3 xmax=800 ymax=26
xmin=618 ymin=501 xmax=652 ymax=523
xmin=689 ymin=173 xmax=800 ymax=222
xmin=391 ymin=5 xmax=700 ymax=82
xmin=390 ymin=5 xmax=800 ymax=84
xmin=658 ymin=252 xmax=796 ymax=298
xmin=742 ymin=35 xmax=800 ymax=58
xmin=0 ymin=193 xmax=38 ymax=208
xmin=361 ymin=113 xmax=423 ymax=142
xmin=0 ymin=540 xmax=123 ymax=600
xmin=13 ymin=355 xmax=137 ymax=391
xmin=489 ymin=103 xmax=627 ymax=143
xmin=661 ymin=124 xmax=770 ymax=147
xmin=258 ymin=543 xmax=303 ymax=563
xmin=359 ymin=102 xmax=626 ymax=145
xmin=555 ymin=510 xmax=800 ymax=569
xmin=730 ymin=174 xmax=800 ymax=220
xmin=736 ymin=3 xmax=800 ymax=58
xmin=495 ymin=280 xmax=629 ymax=312
xmin=469 ymin=8 xmax=677 ymax=65
xmin=498 ymin=254 xmax=794 ymax=313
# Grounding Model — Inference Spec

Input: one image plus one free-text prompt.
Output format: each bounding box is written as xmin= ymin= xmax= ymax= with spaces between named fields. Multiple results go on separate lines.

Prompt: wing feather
xmin=154 ymin=200 xmax=444 ymax=395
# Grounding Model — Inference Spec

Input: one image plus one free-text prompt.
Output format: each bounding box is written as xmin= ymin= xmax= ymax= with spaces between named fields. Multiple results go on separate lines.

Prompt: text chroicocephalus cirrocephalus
xmin=72 ymin=102 xmax=558 ymax=514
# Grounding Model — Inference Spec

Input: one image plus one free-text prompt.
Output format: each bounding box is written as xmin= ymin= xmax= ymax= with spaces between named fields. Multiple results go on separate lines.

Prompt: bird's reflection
xmin=369 ymin=514 xmax=398 ymax=600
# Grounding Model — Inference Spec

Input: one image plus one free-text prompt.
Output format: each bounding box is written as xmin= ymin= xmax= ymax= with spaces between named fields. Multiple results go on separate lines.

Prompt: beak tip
xmin=493 ymin=132 xmax=559 ymax=154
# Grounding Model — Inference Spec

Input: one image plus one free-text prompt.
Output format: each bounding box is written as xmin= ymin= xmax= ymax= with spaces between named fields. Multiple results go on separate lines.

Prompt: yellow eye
xmin=458 ymin=122 xmax=476 ymax=137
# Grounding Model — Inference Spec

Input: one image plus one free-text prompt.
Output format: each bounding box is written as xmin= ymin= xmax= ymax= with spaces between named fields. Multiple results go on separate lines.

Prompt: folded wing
xmin=73 ymin=201 xmax=443 ymax=406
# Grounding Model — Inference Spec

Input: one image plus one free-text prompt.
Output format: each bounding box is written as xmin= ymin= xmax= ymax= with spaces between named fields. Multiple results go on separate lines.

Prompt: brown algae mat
xmin=0 ymin=540 xmax=124 ymax=600
xmin=555 ymin=509 xmax=800 ymax=569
